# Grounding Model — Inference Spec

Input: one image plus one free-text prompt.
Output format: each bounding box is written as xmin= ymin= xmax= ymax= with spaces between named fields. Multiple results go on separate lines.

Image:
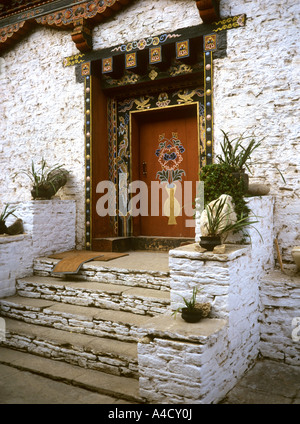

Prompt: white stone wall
xmin=0 ymin=200 xmax=76 ymax=298
xmin=0 ymin=28 xmax=85 ymax=247
xmin=0 ymin=0 xmax=299 ymax=259
xmin=214 ymin=0 xmax=300 ymax=265
xmin=93 ymin=0 xmax=201 ymax=50
xmin=10 ymin=200 xmax=76 ymax=257
xmin=259 ymin=270 xmax=300 ymax=366
xmin=0 ymin=234 xmax=32 ymax=298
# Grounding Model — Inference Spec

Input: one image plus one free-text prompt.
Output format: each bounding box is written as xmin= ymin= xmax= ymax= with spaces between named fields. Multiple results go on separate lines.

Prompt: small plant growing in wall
xmin=17 ymin=158 xmax=69 ymax=200
xmin=0 ymin=204 xmax=16 ymax=234
xmin=172 ymin=287 xmax=211 ymax=323
xmin=0 ymin=204 xmax=23 ymax=235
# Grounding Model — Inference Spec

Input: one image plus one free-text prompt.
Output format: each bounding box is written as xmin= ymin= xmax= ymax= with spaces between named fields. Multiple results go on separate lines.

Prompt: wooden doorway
xmin=131 ymin=104 xmax=199 ymax=238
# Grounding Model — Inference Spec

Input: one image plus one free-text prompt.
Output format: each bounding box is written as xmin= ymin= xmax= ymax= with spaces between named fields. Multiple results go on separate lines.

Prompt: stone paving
xmin=220 ymin=359 xmax=300 ymax=404
xmin=0 ymin=358 xmax=299 ymax=404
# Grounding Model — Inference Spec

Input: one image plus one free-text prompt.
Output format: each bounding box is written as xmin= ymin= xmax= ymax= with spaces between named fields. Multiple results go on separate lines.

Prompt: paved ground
xmin=0 ymin=358 xmax=299 ymax=404
xmin=0 ymin=363 xmax=133 ymax=405
xmin=220 ymin=359 xmax=300 ymax=404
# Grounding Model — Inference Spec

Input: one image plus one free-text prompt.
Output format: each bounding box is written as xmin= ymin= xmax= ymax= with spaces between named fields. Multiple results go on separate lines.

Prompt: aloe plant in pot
xmin=199 ymin=194 xmax=260 ymax=251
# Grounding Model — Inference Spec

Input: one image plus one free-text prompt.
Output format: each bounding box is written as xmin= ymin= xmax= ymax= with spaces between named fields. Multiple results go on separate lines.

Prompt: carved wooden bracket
xmin=71 ymin=19 xmax=93 ymax=53
xmin=195 ymin=0 xmax=220 ymax=23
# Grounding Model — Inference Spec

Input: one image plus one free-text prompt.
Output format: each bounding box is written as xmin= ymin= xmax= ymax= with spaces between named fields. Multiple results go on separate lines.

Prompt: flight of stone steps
xmin=0 ymin=253 xmax=171 ymax=403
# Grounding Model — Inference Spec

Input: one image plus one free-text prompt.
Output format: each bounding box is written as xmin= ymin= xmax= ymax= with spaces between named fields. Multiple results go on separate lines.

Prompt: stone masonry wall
xmin=137 ymin=196 xmax=277 ymax=403
xmin=10 ymin=200 xmax=76 ymax=258
xmin=0 ymin=200 xmax=76 ymax=298
xmin=0 ymin=0 xmax=298 ymax=258
xmin=214 ymin=0 xmax=300 ymax=265
xmin=259 ymin=270 xmax=300 ymax=366
xmin=0 ymin=235 xmax=32 ymax=298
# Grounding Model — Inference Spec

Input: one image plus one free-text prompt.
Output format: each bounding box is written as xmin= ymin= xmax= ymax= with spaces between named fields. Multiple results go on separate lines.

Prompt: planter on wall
xmin=181 ymin=302 xmax=211 ymax=323
xmin=199 ymin=235 xmax=221 ymax=251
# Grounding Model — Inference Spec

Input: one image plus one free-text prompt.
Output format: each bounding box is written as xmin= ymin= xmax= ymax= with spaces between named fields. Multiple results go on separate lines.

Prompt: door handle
xmin=142 ymin=161 xmax=147 ymax=177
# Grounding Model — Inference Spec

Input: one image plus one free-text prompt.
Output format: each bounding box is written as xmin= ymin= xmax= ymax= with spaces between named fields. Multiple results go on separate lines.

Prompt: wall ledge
xmin=169 ymin=243 xmax=251 ymax=262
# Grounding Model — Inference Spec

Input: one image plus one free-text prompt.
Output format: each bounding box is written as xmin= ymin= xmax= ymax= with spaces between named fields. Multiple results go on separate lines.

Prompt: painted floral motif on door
xmin=155 ymin=133 xmax=186 ymax=184
xmin=156 ymin=133 xmax=186 ymax=225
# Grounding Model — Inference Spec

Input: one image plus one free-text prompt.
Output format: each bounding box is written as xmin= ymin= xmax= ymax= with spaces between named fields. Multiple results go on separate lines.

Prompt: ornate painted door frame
xmin=107 ymin=88 xmax=206 ymax=237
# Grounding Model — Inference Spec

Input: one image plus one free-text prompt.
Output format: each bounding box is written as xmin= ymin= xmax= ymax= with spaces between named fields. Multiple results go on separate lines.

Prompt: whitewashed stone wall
xmin=9 ymin=200 xmax=76 ymax=257
xmin=0 ymin=200 xmax=76 ymax=298
xmin=93 ymin=0 xmax=201 ymax=50
xmin=138 ymin=320 xmax=230 ymax=404
xmin=0 ymin=234 xmax=32 ymax=298
xmin=214 ymin=0 xmax=300 ymax=265
xmin=0 ymin=0 xmax=299 ymax=258
xmin=259 ymin=270 xmax=300 ymax=366
xmin=0 ymin=28 xmax=85 ymax=247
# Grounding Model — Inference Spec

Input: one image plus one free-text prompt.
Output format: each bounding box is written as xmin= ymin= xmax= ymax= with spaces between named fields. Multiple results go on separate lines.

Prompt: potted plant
xmin=199 ymin=195 xmax=260 ymax=251
xmin=200 ymin=163 xmax=250 ymax=223
xmin=0 ymin=204 xmax=17 ymax=234
xmin=18 ymin=158 xmax=69 ymax=200
xmin=216 ymin=130 xmax=262 ymax=192
xmin=172 ymin=287 xmax=211 ymax=323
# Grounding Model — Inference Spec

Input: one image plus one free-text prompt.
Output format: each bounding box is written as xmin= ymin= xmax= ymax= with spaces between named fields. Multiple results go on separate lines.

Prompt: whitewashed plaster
xmin=0 ymin=0 xmax=299 ymax=263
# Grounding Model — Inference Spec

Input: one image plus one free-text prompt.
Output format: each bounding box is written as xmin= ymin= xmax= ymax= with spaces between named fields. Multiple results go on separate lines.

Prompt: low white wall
xmin=0 ymin=199 xmax=76 ymax=298
xmin=0 ymin=234 xmax=32 ymax=298
xmin=11 ymin=199 xmax=76 ymax=257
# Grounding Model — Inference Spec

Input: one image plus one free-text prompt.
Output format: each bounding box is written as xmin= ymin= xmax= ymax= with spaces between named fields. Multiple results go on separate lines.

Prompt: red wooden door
xmin=132 ymin=105 xmax=199 ymax=238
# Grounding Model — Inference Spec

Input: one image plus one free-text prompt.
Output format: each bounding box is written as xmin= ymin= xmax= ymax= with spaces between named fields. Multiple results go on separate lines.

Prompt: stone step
xmin=16 ymin=275 xmax=170 ymax=316
xmin=0 ymin=347 xmax=143 ymax=403
xmin=0 ymin=295 xmax=152 ymax=342
xmin=2 ymin=318 xmax=139 ymax=378
xmin=33 ymin=251 xmax=170 ymax=291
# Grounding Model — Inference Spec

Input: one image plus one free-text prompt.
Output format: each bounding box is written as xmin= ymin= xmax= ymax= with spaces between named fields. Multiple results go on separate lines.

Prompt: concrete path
xmin=0 ymin=358 xmax=299 ymax=404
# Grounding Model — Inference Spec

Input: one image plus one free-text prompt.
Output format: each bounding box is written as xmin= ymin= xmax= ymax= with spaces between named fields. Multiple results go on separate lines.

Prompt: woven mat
xmin=50 ymin=250 xmax=128 ymax=274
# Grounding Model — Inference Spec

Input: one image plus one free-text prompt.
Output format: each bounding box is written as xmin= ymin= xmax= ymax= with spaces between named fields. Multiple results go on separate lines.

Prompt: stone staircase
xmin=0 ymin=252 xmax=171 ymax=403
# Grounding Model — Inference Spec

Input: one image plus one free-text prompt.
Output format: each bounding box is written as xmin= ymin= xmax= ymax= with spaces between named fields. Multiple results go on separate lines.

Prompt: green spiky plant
xmin=203 ymin=196 xmax=261 ymax=242
xmin=172 ymin=287 xmax=201 ymax=317
xmin=17 ymin=158 xmax=67 ymax=199
xmin=0 ymin=204 xmax=17 ymax=234
xmin=216 ymin=130 xmax=263 ymax=173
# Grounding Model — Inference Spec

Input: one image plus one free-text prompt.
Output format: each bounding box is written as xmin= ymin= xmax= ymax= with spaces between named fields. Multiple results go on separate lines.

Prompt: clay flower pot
xmin=199 ymin=235 xmax=221 ymax=251
xmin=181 ymin=308 xmax=203 ymax=323
xmin=181 ymin=302 xmax=211 ymax=323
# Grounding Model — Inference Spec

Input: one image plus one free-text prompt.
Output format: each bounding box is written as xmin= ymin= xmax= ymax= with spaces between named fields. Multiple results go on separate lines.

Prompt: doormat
xmin=49 ymin=250 xmax=128 ymax=274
